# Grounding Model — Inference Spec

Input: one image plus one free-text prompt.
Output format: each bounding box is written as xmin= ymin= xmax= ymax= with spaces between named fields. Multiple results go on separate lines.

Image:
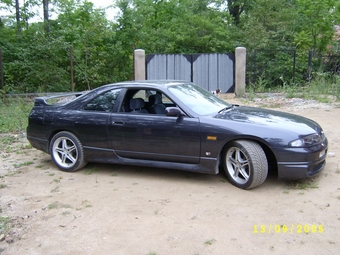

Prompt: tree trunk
xmin=15 ymin=0 xmax=22 ymax=34
xmin=43 ymin=0 xmax=50 ymax=35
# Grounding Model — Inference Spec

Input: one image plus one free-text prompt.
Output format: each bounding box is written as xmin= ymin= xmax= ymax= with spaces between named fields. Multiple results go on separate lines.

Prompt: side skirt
xmin=83 ymin=146 xmax=219 ymax=175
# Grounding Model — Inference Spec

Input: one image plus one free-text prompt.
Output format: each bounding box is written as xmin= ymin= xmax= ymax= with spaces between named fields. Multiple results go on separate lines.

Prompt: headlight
xmin=289 ymin=133 xmax=322 ymax=147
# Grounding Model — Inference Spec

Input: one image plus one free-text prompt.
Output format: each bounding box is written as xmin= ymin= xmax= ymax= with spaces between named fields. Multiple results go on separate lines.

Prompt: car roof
xmin=104 ymin=80 xmax=189 ymax=88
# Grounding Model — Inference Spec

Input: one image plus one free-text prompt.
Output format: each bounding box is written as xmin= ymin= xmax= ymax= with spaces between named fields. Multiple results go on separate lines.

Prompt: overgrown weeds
xmin=247 ymin=74 xmax=340 ymax=103
xmin=0 ymin=97 xmax=34 ymax=134
xmin=0 ymin=215 xmax=12 ymax=237
xmin=286 ymin=179 xmax=319 ymax=190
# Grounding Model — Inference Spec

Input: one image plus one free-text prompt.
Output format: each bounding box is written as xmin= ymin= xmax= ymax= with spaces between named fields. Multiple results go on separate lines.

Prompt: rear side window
xmin=83 ymin=89 xmax=121 ymax=112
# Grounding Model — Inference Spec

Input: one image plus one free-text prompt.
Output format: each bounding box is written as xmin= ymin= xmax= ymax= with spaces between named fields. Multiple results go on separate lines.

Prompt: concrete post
xmin=134 ymin=49 xmax=146 ymax=80
xmin=235 ymin=47 xmax=246 ymax=96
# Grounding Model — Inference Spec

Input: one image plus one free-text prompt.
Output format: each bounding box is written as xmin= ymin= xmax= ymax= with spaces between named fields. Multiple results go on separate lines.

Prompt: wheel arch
xmin=219 ymin=137 xmax=278 ymax=175
xmin=47 ymin=129 xmax=79 ymax=154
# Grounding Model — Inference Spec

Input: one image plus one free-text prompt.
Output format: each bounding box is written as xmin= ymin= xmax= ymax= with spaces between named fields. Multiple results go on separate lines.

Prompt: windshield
xmin=169 ymin=83 xmax=231 ymax=115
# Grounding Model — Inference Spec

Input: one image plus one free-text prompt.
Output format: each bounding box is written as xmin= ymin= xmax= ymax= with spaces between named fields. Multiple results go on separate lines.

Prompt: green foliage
xmin=115 ymin=0 xmax=233 ymax=53
xmin=1 ymin=0 xmax=134 ymax=93
xmin=0 ymin=0 xmax=339 ymax=93
xmin=307 ymin=74 xmax=340 ymax=100
xmin=248 ymin=71 xmax=340 ymax=102
xmin=287 ymin=179 xmax=319 ymax=190
xmin=0 ymin=97 xmax=33 ymax=133
xmin=240 ymin=0 xmax=298 ymax=50
xmin=0 ymin=215 xmax=12 ymax=237
xmin=294 ymin=0 xmax=340 ymax=52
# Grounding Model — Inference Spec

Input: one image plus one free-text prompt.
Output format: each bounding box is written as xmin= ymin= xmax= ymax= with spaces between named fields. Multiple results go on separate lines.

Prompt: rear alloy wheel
xmin=223 ymin=140 xmax=268 ymax=189
xmin=50 ymin=131 xmax=87 ymax=172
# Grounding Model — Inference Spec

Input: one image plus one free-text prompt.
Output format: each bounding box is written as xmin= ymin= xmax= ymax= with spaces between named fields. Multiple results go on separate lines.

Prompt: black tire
xmin=223 ymin=140 xmax=268 ymax=189
xmin=49 ymin=131 xmax=87 ymax=172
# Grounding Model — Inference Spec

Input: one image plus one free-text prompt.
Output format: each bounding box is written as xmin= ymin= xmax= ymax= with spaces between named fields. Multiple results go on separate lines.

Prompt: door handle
xmin=112 ymin=121 xmax=124 ymax=125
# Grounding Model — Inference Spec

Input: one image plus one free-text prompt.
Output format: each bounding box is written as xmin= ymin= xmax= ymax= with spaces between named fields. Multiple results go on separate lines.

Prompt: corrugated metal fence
xmin=146 ymin=53 xmax=235 ymax=93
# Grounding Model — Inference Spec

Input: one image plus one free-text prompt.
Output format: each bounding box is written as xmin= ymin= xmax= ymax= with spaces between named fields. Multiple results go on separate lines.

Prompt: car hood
xmin=215 ymin=105 xmax=320 ymax=134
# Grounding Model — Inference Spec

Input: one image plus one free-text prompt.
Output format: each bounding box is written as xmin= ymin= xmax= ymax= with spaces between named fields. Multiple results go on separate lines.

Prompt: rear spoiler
xmin=34 ymin=92 xmax=85 ymax=106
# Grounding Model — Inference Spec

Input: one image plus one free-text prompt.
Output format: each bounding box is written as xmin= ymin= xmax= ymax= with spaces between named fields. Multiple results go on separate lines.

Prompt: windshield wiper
xmin=218 ymin=105 xmax=235 ymax=114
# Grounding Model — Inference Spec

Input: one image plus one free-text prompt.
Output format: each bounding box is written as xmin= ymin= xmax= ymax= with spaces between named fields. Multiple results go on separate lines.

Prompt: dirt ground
xmin=0 ymin=94 xmax=340 ymax=255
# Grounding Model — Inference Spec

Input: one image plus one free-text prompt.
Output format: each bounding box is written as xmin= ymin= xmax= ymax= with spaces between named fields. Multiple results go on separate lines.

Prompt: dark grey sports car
xmin=27 ymin=81 xmax=328 ymax=189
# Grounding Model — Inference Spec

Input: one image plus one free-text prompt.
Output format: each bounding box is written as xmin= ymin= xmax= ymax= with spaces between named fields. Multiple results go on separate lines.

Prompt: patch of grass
xmin=287 ymin=179 xmax=319 ymax=190
xmin=0 ymin=135 xmax=18 ymax=145
xmin=21 ymin=144 xmax=32 ymax=150
xmin=336 ymin=165 xmax=340 ymax=174
xmin=204 ymin=238 xmax=216 ymax=245
xmin=246 ymin=75 xmax=340 ymax=104
xmin=0 ymin=184 xmax=7 ymax=189
xmin=287 ymin=76 xmax=340 ymax=102
xmin=4 ymin=145 xmax=18 ymax=153
xmin=251 ymin=76 xmax=269 ymax=93
xmin=47 ymin=202 xmax=71 ymax=210
xmin=83 ymin=167 xmax=98 ymax=175
xmin=81 ymin=200 xmax=92 ymax=208
xmin=48 ymin=202 xmax=59 ymax=210
xmin=13 ymin=161 xmax=33 ymax=168
xmin=0 ymin=97 xmax=34 ymax=134
xmin=0 ymin=216 xmax=12 ymax=236
xmin=51 ymin=187 xmax=59 ymax=193
xmin=6 ymin=169 xmax=22 ymax=176
xmin=61 ymin=204 xmax=72 ymax=209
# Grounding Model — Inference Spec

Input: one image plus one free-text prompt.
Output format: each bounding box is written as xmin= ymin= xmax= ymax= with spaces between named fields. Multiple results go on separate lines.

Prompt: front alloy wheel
xmin=50 ymin=131 xmax=87 ymax=172
xmin=223 ymin=140 xmax=268 ymax=189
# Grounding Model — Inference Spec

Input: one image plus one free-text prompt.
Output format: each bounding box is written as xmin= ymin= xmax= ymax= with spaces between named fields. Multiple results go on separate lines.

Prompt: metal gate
xmin=146 ymin=53 xmax=235 ymax=93
xmin=247 ymin=50 xmax=296 ymax=86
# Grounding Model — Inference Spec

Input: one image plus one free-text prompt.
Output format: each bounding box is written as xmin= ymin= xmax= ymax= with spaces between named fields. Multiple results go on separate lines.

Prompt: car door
xmin=108 ymin=107 xmax=201 ymax=164
xmin=72 ymin=88 xmax=122 ymax=149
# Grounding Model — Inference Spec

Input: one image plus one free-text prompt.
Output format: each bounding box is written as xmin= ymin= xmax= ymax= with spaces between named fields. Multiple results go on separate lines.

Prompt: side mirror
xmin=165 ymin=107 xmax=183 ymax=117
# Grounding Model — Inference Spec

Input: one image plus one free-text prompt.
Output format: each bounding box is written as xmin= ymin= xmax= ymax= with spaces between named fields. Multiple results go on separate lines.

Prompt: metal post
xmin=253 ymin=50 xmax=257 ymax=84
xmin=70 ymin=46 xmax=74 ymax=92
xmin=308 ymin=51 xmax=313 ymax=83
xmin=0 ymin=49 xmax=3 ymax=91
xmin=292 ymin=50 xmax=296 ymax=83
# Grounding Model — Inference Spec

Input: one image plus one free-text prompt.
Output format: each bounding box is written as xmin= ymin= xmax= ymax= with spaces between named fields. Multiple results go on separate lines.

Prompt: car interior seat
xmin=129 ymin=98 xmax=149 ymax=113
xmin=148 ymin=94 xmax=166 ymax=114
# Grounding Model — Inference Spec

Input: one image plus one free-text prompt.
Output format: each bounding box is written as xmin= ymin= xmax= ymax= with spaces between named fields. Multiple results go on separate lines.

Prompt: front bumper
xmin=276 ymin=140 xmax=328 ymax=180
